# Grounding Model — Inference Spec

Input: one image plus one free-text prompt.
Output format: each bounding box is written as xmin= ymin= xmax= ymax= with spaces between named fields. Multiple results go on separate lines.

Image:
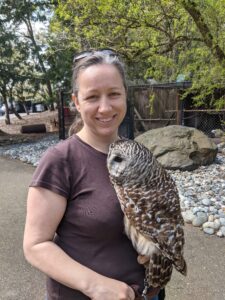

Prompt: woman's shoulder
xmin=40 ymin=135 xmax=80 ymax=162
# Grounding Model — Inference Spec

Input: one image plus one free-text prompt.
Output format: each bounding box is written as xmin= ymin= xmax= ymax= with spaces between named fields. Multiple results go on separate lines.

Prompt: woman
xmin=23 ymin=50 xmax=161 ymax=300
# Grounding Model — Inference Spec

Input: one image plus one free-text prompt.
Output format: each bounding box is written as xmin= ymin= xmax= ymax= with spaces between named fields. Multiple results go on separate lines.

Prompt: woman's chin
xmin=95 ymin=127 xmax=118 ymax=139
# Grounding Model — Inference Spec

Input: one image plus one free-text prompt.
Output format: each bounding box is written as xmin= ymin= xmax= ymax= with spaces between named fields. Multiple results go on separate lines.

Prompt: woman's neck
xmin=76 ymin=128 xmax=119 ymax=154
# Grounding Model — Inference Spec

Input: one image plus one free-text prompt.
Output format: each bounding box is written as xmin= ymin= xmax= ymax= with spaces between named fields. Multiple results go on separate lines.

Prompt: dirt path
xmin=0 ymin=111 xmax=58 ymax=145
xmin=0 ymin=111 xmax=58 ymax=135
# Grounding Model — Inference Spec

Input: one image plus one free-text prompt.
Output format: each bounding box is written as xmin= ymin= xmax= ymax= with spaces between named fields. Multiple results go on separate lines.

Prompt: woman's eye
xmin=110 ymin=92 xmax=120 ymax=97
xmin=86 ymin=95 xmax=98 ymax=101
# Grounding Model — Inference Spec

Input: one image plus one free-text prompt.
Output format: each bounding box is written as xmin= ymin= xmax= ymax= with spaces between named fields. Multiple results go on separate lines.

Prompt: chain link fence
xmin=182 ymin=110 xmax=225 ymax=137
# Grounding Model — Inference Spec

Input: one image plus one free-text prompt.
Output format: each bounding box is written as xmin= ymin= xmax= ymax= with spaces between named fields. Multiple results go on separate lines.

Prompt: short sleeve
xmin=30 ymin=146 xmax=71 ymax=198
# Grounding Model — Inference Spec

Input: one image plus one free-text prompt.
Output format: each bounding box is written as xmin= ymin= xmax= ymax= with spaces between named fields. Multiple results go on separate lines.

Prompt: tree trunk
xmin=181 ymin=0 xmax=225 ymax=66
xmin=22 ymin=103 xmax=30 ymax=115
xmin=1 ymin=86 xmax=10 ymax=125
xmin=9 ymin=90 xmax=23 ymax=120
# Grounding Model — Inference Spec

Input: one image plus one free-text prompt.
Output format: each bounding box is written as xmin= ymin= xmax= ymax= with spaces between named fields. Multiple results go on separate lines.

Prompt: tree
xmin=51 ymin=0 xmax=225 ymax=108
xmin=0 ymin=11 xmax=26 ymax=124
xmin=0 ymin=0 xmax=57 ymax=114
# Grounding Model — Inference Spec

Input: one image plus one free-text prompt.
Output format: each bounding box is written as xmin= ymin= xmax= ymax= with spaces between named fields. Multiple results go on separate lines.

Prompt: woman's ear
xmin=72 ymin=93 xmax=80 ymax=112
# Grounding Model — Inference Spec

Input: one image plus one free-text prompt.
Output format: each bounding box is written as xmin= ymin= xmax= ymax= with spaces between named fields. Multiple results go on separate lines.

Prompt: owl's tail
xmin=174 ymin=255 xmax=187 ymax=276
xmin=147 ymin=253 xmax=173 ymax=288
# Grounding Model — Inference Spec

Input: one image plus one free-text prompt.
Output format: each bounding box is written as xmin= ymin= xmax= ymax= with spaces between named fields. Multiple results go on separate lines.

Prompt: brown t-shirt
xmin=30 ymin=135 xmax=145 ymax=300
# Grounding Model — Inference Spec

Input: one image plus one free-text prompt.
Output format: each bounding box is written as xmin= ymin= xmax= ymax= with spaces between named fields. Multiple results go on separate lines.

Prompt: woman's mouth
xmin=96 ymin=115 xmax=116 ymax=123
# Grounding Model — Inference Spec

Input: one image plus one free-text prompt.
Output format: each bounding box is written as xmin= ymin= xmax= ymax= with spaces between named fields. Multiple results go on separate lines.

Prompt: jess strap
xmin=131 ymin=285 xmax=161 ymax=300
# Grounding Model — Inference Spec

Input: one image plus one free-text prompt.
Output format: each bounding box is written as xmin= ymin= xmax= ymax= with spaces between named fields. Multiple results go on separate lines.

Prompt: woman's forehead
xmin=77 ymin=64 xmax=124 ymax=88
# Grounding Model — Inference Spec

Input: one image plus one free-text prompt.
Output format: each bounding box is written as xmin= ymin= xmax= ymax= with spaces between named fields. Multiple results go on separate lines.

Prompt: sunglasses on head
xmin=73 ymin=48 xmax=117 ymax=64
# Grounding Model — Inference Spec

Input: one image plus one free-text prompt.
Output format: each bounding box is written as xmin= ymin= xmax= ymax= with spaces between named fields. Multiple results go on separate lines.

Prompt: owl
xmin=107 ymin=139 xmax=187 ymax=290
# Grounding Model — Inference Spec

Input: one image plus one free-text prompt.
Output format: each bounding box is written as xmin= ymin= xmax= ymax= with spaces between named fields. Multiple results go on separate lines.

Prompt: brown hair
xmin=72 ymin=53 xmax=127 ymax=96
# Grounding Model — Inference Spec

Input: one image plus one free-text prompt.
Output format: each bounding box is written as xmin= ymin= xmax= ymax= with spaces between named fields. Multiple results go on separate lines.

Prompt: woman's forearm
xmin=23 ymin=240 xmax=135 ymax=300
xmin=24 ymin=240 xmax=102 ymax=295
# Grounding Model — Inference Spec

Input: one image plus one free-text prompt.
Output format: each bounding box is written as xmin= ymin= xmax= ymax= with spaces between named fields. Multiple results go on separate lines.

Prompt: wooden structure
xmin=129 ymin=82 xmax=191 ymax=132
xmin=58 ymin=82 xmax=225 ymax=139
xmin=129 ymin=82 xmax=225 ymax=136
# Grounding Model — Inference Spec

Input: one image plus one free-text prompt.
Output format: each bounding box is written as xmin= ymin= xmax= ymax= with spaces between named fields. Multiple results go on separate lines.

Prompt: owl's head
xmin=107 ymin=139 xmax=154 ymax=184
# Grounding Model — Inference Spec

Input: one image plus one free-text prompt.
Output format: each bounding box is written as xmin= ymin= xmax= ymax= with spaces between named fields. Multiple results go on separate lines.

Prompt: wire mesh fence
xmin=182 ymin=111 xmax=225 ymax=137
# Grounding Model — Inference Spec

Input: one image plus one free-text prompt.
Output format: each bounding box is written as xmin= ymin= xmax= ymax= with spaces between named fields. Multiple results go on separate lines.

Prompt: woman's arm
xmin=23 ymin=187 xmax=135 ymax=300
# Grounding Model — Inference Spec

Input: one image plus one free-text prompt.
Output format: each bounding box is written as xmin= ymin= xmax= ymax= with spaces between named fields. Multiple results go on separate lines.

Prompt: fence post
xmin=176 ymin=92 xmax=183 ymax=125
xmin=58 ymin=90 xmax=65 ymax=140
xmin=119 ymin=87 xmax=134 ymax=139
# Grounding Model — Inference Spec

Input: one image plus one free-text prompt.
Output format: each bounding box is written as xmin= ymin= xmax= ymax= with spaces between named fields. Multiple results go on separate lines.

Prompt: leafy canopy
xmin=51 ymin=0 xmax=225 ymax=108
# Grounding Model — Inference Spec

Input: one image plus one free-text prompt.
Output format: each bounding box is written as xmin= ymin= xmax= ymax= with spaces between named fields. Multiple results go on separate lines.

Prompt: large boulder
xmin=135 ymin=125 xmax=218 ymax=170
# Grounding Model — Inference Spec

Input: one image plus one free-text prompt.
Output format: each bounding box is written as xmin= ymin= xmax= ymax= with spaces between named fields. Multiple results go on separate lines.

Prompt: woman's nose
xmin=98 ymin=97 xmax=112 ymax=113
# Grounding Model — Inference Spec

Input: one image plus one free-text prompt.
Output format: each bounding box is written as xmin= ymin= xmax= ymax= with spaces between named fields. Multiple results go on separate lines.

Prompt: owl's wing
xmin=123 ymin=184 xmax=186 ymax=275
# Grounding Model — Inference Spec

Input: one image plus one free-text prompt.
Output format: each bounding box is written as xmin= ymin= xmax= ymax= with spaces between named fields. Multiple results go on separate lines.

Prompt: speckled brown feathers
xmin=107 ymin=139 xmax=187 ymax=288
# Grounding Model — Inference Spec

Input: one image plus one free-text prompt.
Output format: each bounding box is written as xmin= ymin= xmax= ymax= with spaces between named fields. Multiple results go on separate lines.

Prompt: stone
xmin=135 ymin=125 xmax=218 ymax=170
xmin=202 ymin=222 xmax=215 ymax=229
xmin=220 ymin=226 xmax=225 ymax=235
xmin=192 ymin=212 xmax=208 ymax=227
xmin=217 ymin=226 xmax=225 ymax=237
xmin=209 ymin=206 xmax=218 ymax=214
xmin=202 ymin=198 xmax=211 ymax=206
xmin=182 ymin=210 xmax=195 ymax=223
xmin=211 ymin=129 xmax=224 ymax=138
xmin=216 ymin=231 xmax=224 ymax=237
xmin=213 ymin=219 xmax=221 ymax=230
xmin=218 ymin=210 xmax=225 ymax=218
xmin=192 ymin=207 xmax=200 ymax=214
xmin=208 ymin=215 xmax=214 ymax=222
xmin=203 ymin=227 xmax=215 ymax=235
xmin=219 ymin=218 xmax=225 ymax=226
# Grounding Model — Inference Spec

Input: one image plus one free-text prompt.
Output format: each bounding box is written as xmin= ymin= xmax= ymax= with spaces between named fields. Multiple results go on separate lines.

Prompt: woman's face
xmin=72 ymin=64 xmax=127 ymax=140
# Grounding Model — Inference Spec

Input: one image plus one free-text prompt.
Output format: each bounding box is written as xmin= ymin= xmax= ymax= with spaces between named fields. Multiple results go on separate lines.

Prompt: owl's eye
xmin=113 ymin=156 xmax=123 ymax=163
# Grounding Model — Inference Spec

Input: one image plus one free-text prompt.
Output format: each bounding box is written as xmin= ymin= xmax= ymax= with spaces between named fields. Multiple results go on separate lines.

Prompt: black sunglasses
xmin=73 ymin=48 xmax=117 ymax=64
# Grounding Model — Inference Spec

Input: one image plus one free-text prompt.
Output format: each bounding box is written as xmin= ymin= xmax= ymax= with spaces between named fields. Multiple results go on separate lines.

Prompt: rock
xmin=217 ymin=142 xmax=225 ymax=154
xmin=218 ymin=210 xmax=225 ymax=218
xmin=216 ymin=231 xmax=224 ymax=237
xmin=203 ymin=227 xmax=215 ymax=235
xmin=192 ymin=212 xmax=208 ymax=227
xmin=182 ymin=210 xmax=195 ymax=223
xmin=211 ymin=129 xmax=224 ymax=138
xmin=135 ymin=125 xmax=218 ymax=170
xmin=192 ymin=207 xmax=201 ymax=214
xmin=208 ymin=215 xmax=214 ymax=222
xmin=209 ymin=206 xmax=218 ymax=214
xmin=214 ymin=219 xmax=221 ymax=230
xmin=220 ymin=226 xmax=225 ymax=235
xmin=219 ymin=218 xmax=225 ymax=226
xmin=202 ymin=198 xmax=211 ymax=206
xmin=202 ymin=222 xmax=215 ymax=229
xmin=217 ymin=226 xmax=225 ymax=237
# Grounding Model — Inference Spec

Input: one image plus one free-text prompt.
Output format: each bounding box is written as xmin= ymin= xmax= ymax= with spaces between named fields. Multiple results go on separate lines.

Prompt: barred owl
xmin=107 ymin=139 xmax=187 ymax=289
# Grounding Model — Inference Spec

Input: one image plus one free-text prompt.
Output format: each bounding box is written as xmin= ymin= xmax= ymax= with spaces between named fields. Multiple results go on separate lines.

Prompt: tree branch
xmin=180 ymin=0 xmax=225 ymax=65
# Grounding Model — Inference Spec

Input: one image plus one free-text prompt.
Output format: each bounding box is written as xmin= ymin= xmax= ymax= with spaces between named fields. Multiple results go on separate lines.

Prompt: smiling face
xmin=72 ymin=64 xmax=127 ymax=143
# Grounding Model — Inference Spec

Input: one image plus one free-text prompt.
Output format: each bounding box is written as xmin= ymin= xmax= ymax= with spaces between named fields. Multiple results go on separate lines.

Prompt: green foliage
xmin=148 ymin=93 xmax=155 ymax=115
xmin=50 ymin=0 xmax=225 ymax=108
xmin=1 ymin=0 xmax=225 ymax=110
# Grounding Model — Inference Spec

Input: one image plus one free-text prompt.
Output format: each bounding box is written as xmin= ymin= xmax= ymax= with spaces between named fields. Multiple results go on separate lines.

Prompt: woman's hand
xmin=85 ymin=276 xmax=135 ymax=300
